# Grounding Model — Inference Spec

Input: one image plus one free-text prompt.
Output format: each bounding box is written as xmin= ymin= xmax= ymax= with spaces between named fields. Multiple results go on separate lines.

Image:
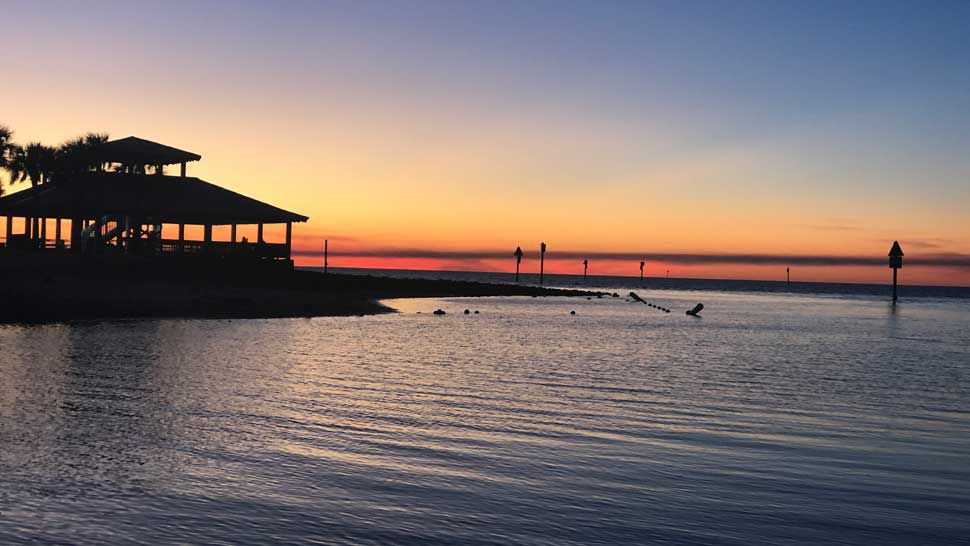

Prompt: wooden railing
xmin=158 ymin=239 xmax=289 ymax=259
xmin=1 ymin=234 xmax=72 ymax=251
xmin=2 ymin=236 xmax=288 ymax=260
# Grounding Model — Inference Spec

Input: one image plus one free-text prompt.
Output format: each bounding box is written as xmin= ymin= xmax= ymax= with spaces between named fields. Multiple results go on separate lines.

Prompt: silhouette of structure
xmin=514 ymin=246 xmax=523 ymax=282
xmin=889 ymin=241 xmax=904 ymax=304
xmin=639 ymin=261 xmax=644 ymax=282
xmin=583 ymin=259 xmax=588 ymax=281
xmin=0 ymin=136 xmax=307 ymax=267
xmin=539 ymin=242 xmax=547 ymax=284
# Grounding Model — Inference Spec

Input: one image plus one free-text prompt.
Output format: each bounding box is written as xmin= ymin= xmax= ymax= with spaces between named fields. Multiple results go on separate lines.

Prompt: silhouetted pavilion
xmin=0 ymin=137 xmax=307 ymax=264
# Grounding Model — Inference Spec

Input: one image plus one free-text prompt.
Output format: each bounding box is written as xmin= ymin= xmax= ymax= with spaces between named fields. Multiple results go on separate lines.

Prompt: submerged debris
xmin=629 ymin=292 xmax=671 ymax=314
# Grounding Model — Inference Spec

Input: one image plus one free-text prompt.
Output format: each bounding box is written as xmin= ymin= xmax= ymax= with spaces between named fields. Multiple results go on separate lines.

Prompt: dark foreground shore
xmin=0 ymin=263 xmax=597 ymax=323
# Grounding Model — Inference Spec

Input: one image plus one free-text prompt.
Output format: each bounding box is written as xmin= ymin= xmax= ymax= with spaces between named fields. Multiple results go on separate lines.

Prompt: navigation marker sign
xmin=889 ymin=241 xmax=904 ymax=304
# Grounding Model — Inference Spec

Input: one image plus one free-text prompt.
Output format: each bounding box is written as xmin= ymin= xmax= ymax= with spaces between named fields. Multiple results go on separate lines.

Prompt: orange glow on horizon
xmin=291 ymin=251 xmax=969 ymax=287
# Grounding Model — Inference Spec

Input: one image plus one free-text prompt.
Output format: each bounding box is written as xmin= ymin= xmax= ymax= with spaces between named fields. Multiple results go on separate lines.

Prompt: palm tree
xmin=5 ymin=142 xmax=56 ymax=242
xmin=6 ymin=142 xmax=55 ymax=188
xmin=55 ymin=132 xmax=109 ymax=178
xmin=0 ymin=125 xmax=16 ymax=196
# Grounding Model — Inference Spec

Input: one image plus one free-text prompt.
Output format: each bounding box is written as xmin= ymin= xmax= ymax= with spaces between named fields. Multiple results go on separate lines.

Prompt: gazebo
xmin=0 ymin=137 xmax=308 ymax=264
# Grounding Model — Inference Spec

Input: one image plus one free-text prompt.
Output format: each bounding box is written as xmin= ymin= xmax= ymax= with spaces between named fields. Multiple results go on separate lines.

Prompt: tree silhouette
xmin=55 ymin=132 xmax=109 ymax=178
xmin=0 ymin=125 xmax=16 ymax=196
xmin=6 ymin=142 xmax=56 ymax=188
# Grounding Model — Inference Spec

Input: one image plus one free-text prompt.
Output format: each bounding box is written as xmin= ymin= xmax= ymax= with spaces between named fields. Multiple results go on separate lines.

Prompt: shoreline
xmin=0 ymin=266 xmax=599 ymax=324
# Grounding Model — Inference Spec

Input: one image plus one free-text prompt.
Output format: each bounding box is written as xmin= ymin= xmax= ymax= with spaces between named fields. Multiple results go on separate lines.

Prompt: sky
xmin=3 ymin=0 xmax=969 ymax=285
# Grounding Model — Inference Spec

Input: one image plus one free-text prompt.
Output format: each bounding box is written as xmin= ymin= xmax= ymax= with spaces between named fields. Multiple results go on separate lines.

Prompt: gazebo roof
xmin=94 ymin=136 xmax=202 ymax=166
xmin=0 ymin=173 xmax=308 ymax=225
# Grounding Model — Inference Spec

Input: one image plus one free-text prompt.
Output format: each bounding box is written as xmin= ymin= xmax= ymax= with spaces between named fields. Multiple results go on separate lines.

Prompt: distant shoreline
xmin=307 ymin=267 xmax=970 ymax=300
xmin=0 ymin=266 xmax=599 ymax=324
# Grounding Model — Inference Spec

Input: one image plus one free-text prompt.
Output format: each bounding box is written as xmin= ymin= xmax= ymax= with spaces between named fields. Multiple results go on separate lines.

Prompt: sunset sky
xmin=4 ymin=1 xmax=969 ymax=285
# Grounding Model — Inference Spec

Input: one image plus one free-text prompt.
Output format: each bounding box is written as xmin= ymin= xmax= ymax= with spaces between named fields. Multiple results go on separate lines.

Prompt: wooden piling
xmin=539 ymin=242 xmax=547 ymax=284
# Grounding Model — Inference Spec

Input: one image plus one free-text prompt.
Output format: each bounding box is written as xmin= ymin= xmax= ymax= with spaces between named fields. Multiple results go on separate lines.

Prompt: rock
xmin=433 ymin=309 xmax=446 ymax=315
xmin=570 ymin=310 xmax=576 ymax=315
xmin=464 ymin=309 xmax=470 ymax=314
xmin=474 ymin=310 xmax=480 ymax=314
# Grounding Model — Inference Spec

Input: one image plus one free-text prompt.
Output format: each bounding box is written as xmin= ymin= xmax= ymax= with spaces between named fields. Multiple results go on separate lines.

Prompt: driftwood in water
xmin=686 ymin=303 xmax=704 ymax=317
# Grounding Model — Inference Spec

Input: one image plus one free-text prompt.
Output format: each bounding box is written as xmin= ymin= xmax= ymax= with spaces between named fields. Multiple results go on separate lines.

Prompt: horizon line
xmin=299 ymin=264 xmax=970 ymax=289
xmin=292 ymin=247 xmax=970 ymax=268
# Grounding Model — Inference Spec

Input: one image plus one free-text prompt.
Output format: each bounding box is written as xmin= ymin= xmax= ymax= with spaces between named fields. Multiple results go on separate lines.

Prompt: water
xmin=1 ymin=286 xmax=969 ymax=545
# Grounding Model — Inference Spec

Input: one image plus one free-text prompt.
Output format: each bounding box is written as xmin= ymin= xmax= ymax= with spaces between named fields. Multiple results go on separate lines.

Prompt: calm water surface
xmin=1 ymin=290 xmax=968 ymax=545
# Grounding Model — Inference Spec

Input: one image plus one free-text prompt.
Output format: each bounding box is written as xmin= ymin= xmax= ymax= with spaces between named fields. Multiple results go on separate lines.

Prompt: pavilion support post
xmin=180 ymin=162 xmax=186 ymax=177
xmin=40 ymin=218 xmax=47 ymax=248
xmin=55 ymin=219 xmax=62 ymax=248
xmin=25 ymin=216 xmax=32 ymax=240
xmin=231 ymin=224 xmax=237 ymax=243
xmin=257 ymin=223 xmax=264 ymax=244
xmin=94 ymin=216 xmax=103 ymax=253
xmin=178 ymin=223 xmax=185 ymax=254
xmin=5 ymin=216 xmax=11 ymax=245
xmin=71 ymin=218 xmax=82 ymax=252
xmin=203 ymin=225 xmax=213 ymax=253
xmin=285 ymin=222 xmax=292 ymax=260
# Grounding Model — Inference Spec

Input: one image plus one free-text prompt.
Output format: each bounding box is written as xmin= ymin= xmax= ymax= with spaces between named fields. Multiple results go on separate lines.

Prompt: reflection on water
xmin=2 ymin=290 xmax=969 ymax=545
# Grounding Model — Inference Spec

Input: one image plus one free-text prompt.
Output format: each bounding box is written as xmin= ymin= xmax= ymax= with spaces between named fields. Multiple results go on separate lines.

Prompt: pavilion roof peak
xmin=95 ymin=136 xmax=202 ymax=166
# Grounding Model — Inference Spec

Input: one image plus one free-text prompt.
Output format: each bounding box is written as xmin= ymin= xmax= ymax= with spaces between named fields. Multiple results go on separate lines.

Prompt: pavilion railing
xmin=0 ymin=235 xmax=72 ymax=251
xmin=1 ymin=236 xmax=288 ymax=260
xmin=158 ymin=239 xmax=289 ymax=259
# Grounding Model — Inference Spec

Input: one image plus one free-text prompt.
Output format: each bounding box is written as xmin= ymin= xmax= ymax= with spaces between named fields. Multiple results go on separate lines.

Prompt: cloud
xmin=292 ymin=247 xmax=970 ymax=268
xmin=293 ymin=234 xmax=360 ymax=244
xmin=893 ymin=238 xmax=958 ymax=250
xmin=802 ymin=224 xmax=864 ymax=232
